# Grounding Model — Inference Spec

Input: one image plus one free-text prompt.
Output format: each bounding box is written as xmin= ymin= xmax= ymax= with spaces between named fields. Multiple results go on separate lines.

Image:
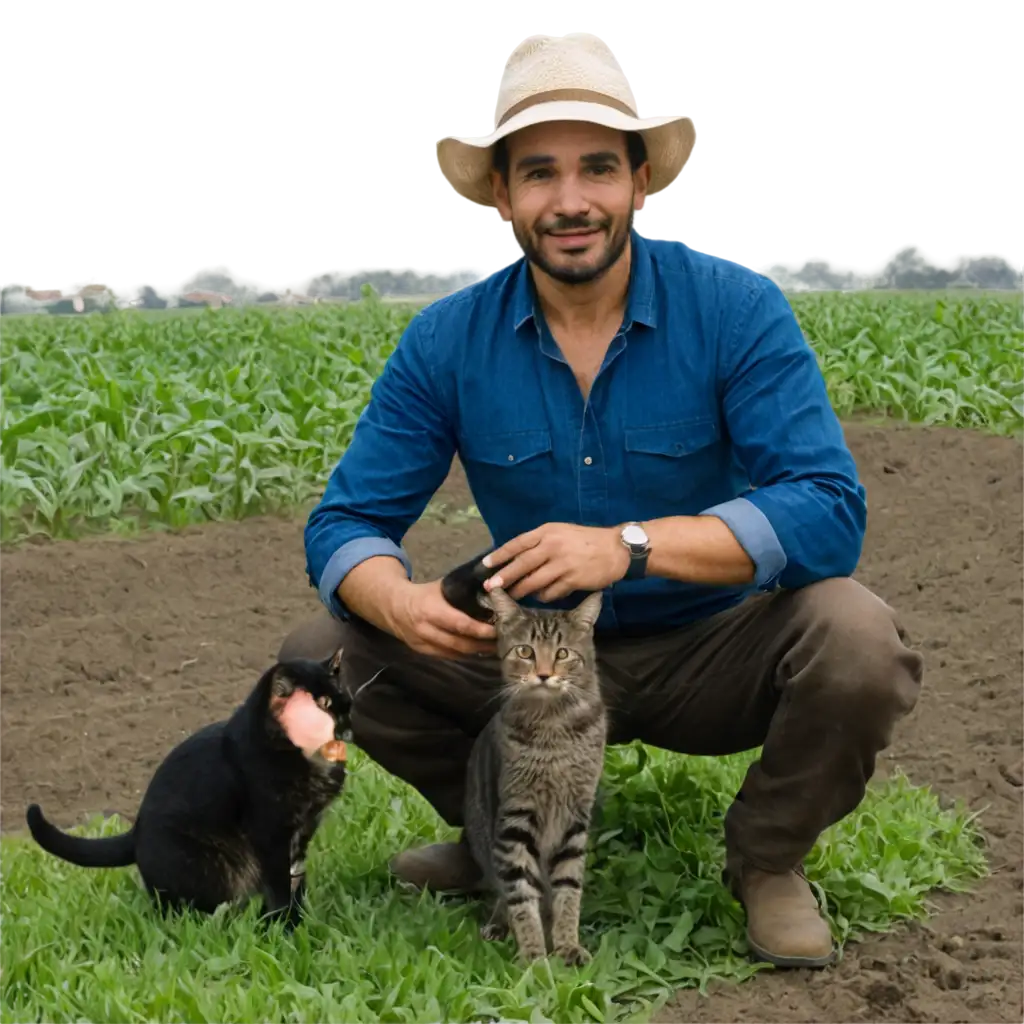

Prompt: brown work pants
xmin=278 ymin=577 xmax=923 ymax=881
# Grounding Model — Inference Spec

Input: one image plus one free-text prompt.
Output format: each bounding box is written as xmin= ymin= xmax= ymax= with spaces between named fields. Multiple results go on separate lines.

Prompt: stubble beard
xmin=514 ymin=202 xmax=635 ymax=286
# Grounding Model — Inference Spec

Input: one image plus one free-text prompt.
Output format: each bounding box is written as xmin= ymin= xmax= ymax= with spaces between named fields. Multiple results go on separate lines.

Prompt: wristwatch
xmin=619 ymin=522 xmax=650 ymax=580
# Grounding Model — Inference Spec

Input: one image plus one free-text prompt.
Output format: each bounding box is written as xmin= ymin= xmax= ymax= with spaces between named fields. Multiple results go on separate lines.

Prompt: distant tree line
xmin=1 ymin=268 xmax=480 ymax=315
xmin=765 ymin=247 xmax=1022 ymax=292
xmin=306 ymin=269 xmax=479 ymax=300
xmin=2 ymin=248 xmax=1020 ymax=316
xmin=167 ymin=268 xmax=480 ymax=307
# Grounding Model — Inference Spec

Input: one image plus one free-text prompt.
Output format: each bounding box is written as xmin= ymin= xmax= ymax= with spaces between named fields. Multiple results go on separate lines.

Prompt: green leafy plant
xmin=1 ymin=292 xmax=1019 ymax=543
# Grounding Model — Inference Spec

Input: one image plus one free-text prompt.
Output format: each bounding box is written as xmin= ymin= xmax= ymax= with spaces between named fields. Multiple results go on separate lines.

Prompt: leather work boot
xmin=388 ymin=838 xmax=484 ymax=893
xmin=740 ymin=867 xmax=836 ymax=968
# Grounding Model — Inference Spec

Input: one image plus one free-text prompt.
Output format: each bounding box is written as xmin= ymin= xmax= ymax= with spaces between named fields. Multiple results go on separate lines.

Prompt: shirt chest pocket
xmin=459 ymin=429 xmax=555 ymax=502
xmin=623 ymin=418 xmax=723 ymax=513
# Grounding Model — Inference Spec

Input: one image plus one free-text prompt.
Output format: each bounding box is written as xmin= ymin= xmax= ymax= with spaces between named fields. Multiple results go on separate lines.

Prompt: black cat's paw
xmin=260 ymin=898 xmax=305 ymax=934
xmin=273 ymin=905 xmax=305 ymax=934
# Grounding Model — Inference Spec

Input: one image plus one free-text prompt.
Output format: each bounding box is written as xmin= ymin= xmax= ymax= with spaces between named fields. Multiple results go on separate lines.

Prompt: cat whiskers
xmin=479 ymin=683 xmax=516 ymax=715
xmin=349 ymin=664 xmax=390 ymax=702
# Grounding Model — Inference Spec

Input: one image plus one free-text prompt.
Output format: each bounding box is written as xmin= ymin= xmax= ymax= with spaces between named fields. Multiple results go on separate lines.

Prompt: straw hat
xmin=436 ymin=33 xmax=696 ymax=207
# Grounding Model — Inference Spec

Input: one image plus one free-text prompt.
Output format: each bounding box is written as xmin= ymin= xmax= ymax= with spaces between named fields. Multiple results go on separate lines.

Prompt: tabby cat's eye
xmin=316 ymin=695 xmax=331 ymax=710
xmin=555 ymin=647 xmax=570 ymax=660
xmin=515 ymin=644 xmax=534 ymax=659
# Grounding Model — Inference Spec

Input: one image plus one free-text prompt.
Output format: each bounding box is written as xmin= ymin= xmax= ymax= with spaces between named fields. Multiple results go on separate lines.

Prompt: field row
xmin=1 ymin=291 xmax=1021 ymax=542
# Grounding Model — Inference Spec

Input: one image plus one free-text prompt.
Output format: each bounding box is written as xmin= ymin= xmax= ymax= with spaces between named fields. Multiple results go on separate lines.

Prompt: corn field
xmin=1 ymin=291 xmax=1020 ymax=543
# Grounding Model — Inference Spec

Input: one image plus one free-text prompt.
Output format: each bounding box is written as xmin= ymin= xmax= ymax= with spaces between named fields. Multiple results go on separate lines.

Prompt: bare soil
xmin=2 ymin=421 xmax=1021 ymax=1023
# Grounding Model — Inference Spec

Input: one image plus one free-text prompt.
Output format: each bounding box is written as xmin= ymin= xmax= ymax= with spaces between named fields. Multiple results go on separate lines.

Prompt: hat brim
xmin=436 ymin=100 xmax=695 ymax=207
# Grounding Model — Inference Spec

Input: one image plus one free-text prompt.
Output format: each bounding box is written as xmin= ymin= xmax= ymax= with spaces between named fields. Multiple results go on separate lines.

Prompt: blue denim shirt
xmin=305 ymin=231 xmax=866 ymax=635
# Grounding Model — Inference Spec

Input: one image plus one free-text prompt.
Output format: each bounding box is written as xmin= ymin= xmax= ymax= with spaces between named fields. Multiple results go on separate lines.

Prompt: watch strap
xmin=624 ymin=549 xmax=649 ymax=580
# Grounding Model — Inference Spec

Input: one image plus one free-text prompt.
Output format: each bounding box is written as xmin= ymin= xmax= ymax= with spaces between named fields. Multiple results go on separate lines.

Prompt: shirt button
xmin=583 ymin=456 xmax=593 ymax=465
xmin=507 ymin=454 xmax=514 ymax=461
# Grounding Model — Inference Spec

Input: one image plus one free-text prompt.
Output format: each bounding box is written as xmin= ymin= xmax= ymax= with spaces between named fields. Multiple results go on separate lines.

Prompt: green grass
xmin=1 ymin=744 xmax=986 ymax=1024
xmin=1 ymin=291 xmax=1020 ymax=544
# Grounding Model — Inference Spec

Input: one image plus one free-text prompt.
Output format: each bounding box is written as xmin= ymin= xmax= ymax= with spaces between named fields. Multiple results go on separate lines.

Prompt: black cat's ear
xmin=267 ymin=665 xmax=299 ymax=715
xmin=319 ymin=647 xmax=344 ymax=677
xmin=270 ymin=667 xmax=298 ymax=698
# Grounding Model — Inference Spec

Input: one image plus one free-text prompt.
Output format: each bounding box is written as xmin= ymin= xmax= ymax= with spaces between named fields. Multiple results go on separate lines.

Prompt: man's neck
xmin=530 ymin=237 xmax=632 ymax=335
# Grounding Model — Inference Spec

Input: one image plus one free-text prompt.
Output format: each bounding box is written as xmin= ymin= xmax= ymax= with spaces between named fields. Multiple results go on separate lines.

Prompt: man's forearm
xmin=336 ymin=555 xmax=411 ymax=633
xmin=642 ymin=515 xmax=756 ymax=586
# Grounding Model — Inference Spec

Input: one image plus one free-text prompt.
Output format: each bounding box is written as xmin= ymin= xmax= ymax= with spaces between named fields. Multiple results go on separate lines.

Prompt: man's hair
xmin=491 ymin=130 xmax=648 ymax=184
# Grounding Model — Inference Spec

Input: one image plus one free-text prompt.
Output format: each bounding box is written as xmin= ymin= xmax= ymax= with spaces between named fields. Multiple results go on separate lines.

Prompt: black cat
xmin=26 ymin=654 xmax=353 ymax=931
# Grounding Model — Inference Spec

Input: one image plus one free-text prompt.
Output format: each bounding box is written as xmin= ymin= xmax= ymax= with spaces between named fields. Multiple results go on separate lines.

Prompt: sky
xmin=2 ymin=4 xmax=1015 ymax=288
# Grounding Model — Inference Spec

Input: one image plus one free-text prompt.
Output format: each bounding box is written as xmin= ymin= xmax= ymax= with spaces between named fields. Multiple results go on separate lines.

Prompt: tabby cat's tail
xmin=26 ymin=803 xmax=136 ymax=868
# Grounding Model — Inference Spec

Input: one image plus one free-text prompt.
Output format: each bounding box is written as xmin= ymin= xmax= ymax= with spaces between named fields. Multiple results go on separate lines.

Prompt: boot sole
xmin=388 ymin=857 xmax=484 ymax=895
xmin=748 ymin=935 xmax=837 ymax=969
xmin=392 ymin=876 xmax=483 ymax=895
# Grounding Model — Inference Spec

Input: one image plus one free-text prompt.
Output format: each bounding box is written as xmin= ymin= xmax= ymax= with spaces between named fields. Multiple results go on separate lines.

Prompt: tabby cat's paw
xmin=554 ymin=943 xmax=592 ymax=966
xmin=516 ymin=945 xmax=547 ymax=964
xmin=480 ymin=922 xmax=508 ymax=942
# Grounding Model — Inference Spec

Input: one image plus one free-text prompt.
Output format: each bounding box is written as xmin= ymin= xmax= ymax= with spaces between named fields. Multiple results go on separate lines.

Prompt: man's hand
xmin=384 ymin=578 xmax=496 ymax=659
xmin=482 ymin=523 xmax=630 ymax=602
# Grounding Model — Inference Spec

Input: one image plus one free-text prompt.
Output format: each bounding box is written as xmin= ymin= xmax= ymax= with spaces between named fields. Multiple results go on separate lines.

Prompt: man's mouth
xmin=546 ymin=228 xmax=602 ymax=248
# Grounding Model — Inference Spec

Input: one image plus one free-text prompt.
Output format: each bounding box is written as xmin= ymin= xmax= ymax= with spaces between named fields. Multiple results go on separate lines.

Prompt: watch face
xmin=622 ymin=524 xmax=647 ymax=546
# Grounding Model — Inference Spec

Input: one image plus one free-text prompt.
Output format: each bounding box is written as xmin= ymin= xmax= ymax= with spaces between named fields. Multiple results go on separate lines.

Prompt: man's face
xmin=491 ymin=120 xmax=650 ymax=286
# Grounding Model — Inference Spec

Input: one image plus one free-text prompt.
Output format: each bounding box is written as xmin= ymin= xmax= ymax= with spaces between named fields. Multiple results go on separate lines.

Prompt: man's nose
xmin=553 ymin=173 xmax=590 ymax=219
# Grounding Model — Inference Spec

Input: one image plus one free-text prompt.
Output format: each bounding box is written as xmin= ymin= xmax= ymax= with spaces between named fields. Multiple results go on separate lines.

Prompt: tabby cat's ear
xmin=570 ymin=591 xmax=603 ymax=631
xmin=480 ymin=585 xmax=518 ymax=619
xmin=471 ymin=591 xmax=497 ymax=624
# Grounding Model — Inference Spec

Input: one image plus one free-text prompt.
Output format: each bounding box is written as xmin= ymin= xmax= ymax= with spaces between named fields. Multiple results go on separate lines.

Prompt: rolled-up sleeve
xmin=304 ymin=311 xmax=456 ymax=618
xmin=701 ymin=278 xmax=867 ymax=590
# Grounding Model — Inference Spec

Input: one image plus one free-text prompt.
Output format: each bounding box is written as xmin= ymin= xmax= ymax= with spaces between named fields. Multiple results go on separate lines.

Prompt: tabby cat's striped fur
xmin=464 ymin=586 xmax=606 ymax=965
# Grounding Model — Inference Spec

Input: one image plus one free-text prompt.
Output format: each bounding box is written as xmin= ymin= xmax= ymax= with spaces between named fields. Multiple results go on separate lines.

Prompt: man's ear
xmin=491 ymin=169 xmax=512 ymax=222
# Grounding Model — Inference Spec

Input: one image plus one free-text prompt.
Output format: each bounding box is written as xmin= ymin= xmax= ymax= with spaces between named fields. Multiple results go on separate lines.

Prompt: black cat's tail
xmin=26 ymin=804 xmax=136 ymax=868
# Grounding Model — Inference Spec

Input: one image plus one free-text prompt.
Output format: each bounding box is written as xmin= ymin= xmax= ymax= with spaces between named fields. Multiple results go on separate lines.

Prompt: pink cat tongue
xmin=278 ymin=690 xmax=335 ymax=754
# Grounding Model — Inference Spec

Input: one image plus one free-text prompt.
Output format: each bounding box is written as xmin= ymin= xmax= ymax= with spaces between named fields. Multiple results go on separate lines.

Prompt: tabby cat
xmin=463 ymin=585 xmax=606 ymax=965
xmin=26 ymin=655 xmax=353 ymax=931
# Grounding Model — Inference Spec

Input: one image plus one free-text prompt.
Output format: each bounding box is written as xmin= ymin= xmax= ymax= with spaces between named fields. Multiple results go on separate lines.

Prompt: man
xmin=279 ymin=32 xmax=923 ymax=969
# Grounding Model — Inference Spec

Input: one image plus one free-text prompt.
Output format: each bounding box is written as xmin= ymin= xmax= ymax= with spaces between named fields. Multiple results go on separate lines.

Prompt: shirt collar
xmin=511 ymin=228 xmax=658 ymax=333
